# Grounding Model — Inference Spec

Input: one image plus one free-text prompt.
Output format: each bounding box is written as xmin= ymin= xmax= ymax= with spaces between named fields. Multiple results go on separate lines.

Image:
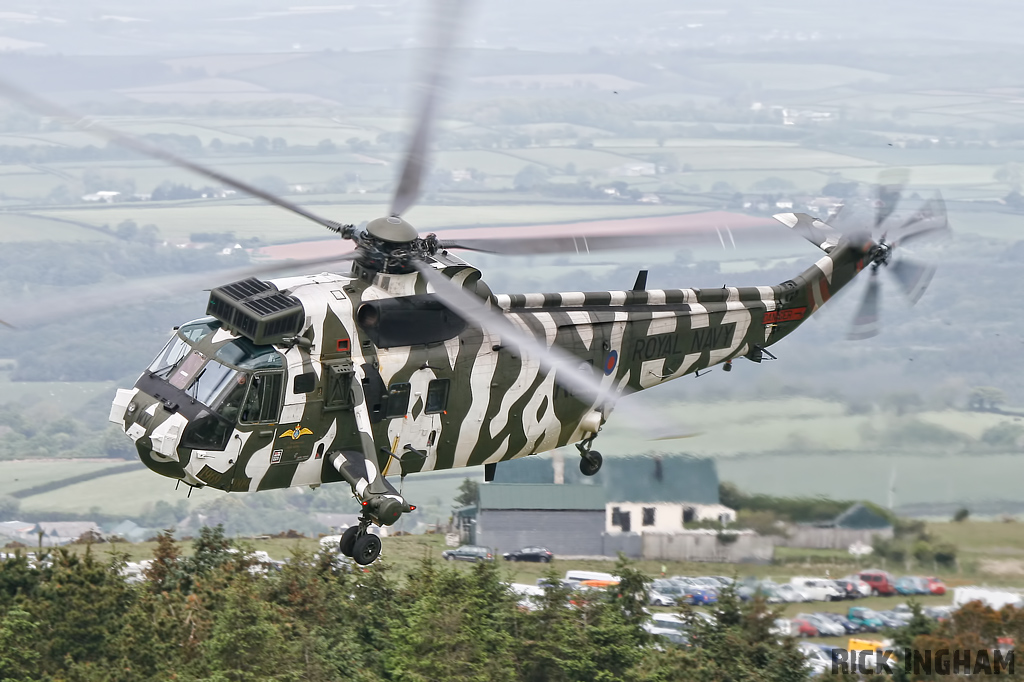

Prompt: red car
xmin=858 ymin=570 xmax=897 ymax=596
xmin=926 ymin=577 xmax=947 ymax=595
xmin=792 ymin=618 xmax=819 ymax=637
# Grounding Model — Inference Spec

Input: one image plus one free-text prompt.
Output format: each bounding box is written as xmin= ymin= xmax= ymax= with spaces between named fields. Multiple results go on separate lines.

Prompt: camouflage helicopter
xmin=0 ymin=10 xmax=948 ymax=566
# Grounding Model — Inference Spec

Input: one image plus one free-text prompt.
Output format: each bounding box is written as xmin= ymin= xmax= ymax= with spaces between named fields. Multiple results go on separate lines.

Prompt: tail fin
xmin=773 ymin=212 xmax=841 ymax=253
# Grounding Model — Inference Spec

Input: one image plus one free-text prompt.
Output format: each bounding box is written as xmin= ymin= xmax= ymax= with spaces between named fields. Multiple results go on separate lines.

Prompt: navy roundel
xmin=604 ymin=350 xmax=618 ymax=376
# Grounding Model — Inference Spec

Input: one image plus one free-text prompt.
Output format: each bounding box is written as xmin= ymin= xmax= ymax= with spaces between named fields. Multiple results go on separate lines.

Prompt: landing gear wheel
xmin=580 ymin=450 xmax=603 ymax=476
xmin=339 ymin=526 xmax=359 ymax=558
xmin=352 ymin=533 xmax=382 ymax=566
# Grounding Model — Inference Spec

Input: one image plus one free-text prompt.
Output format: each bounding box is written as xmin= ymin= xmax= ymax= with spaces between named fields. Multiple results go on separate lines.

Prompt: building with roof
xmin=476 ymin=483 xmax=606 ymax=556
xmin=781 ymin=503 xmax=894 ymax=550
xmin=475 ymin=454 xmax=749 ymax=559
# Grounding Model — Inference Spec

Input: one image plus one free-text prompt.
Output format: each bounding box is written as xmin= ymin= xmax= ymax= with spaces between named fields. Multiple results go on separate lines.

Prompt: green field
xmin=0 ymin=459 xmax=124 ymax=497
xmin=0 ymin=374 xmax=114 ymax=416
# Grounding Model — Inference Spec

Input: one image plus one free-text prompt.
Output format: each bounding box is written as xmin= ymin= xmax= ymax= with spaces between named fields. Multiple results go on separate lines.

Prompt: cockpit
xmin=141 ymin=317 xmax=284 ymax=451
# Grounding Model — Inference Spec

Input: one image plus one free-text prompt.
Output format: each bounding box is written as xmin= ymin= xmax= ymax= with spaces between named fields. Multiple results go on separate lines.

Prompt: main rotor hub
xmin=366 ymin=215 xmax=418 ymax=244
xmin=872 ymin=242 xmax=893 ymax=268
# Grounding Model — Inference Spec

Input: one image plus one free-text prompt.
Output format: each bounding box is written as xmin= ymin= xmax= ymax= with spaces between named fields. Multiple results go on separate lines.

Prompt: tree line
xmin=0 ymin=526 xmax=811 ymax=682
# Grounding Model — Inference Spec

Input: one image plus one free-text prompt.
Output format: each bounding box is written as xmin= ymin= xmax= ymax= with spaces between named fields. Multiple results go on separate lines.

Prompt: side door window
xmin=384 ymin=382 xmax=411 ymax=418
xmin=240 ymin=372 xmax=283 ymax=423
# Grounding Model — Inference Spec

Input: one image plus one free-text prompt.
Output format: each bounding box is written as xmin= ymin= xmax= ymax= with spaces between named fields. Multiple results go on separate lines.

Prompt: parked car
xmin=792 ymin=617 xmax=820 ymax=637
xmin=841 ymin=575 xmax=873 ymax=597
xmin=798 ymin=613 xmax=845 ymax=637
xmin=925 ymin=576 xmax=947 ymax=595
xmin=441 ymin=545 xmax=494 ymax=562
xmin=848 ymin=607 xmax=885 ymax=631
xmin=799 ymin=642 xmax=833 ymax=675
xmin=651 ymin=580 xmax=691 ymax=605
xmin=649 ymin=588 xmax=677 ymax=607
xmin=791 ymin=577 xmax=843 ymax=601
xmin=876 ymin=610 xmax=909 ymax=629
xmin=895 ymin=576 xmax=929 ymax=595
xmin=817 ymin=611 xmax=861 ymax=634
xmin=771 ymin=618 xmax=794 ymax=637
xmin=776 ymin=584 xmax=813 ymax=603
xmin=858 ymin=570 xmax=897 ymax=596
xmin=502 ymin=546 xmax=553 ymax=563
xmin=565 ymin=570 xmax=617 ymax=584
xmin=687 ymin=587 xmax=719 ymax=606
xmin=832 ymin=579 xmax=864 ymax=600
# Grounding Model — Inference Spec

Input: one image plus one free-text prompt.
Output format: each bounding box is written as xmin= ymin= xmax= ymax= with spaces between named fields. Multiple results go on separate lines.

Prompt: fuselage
xmin=109 ymin=239 xmax=870 ymax=495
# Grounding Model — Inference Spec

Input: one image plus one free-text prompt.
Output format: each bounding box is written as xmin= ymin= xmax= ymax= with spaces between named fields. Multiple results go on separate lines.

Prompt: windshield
xmin=187 ymin=360 xmax=239 ymax=406
xmin=216 ymin=337 xmax=283 ymax=370
xmin=149 ymin=335 xmax=190 ymax=377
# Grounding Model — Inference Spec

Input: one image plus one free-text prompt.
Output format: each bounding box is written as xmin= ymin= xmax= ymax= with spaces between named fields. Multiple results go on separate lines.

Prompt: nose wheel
xmin=338 ymin=514 xmax=384 ymax=565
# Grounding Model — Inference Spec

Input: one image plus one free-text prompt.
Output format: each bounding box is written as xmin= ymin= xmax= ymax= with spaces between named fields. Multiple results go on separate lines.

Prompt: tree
xmin=0 ymin=607 xmax=40 ymax=679
xmin=454 ymin=478 xmax=479 ymax=507
xmin=513 ymin=164 xmax=549 ymax=191
xmin=953 ymin=507 xmax=970 ymax=522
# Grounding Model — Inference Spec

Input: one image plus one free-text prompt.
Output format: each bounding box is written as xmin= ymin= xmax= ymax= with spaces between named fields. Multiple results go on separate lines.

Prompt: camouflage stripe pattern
xmin=111 ymin=239 xmax=872 ymax=505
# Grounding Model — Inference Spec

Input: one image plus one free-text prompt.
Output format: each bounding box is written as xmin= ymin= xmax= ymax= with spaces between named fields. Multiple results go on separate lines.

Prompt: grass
xmin=0 ymin=460 xmax=125 ymax=497
xmin=0 ymin=374 xmax=115 ymax=416
xmin=697 ymin=62 xmax=891 ymax=91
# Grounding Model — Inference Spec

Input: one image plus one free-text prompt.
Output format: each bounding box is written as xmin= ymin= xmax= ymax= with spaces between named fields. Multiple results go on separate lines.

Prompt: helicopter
xmin=0 ymin=5 xmax=949 ymax=567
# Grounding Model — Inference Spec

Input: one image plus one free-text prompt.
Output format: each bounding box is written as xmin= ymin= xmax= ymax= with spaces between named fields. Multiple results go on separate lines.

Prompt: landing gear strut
xmin=339 ymin=512 xmax=383 ymax=565
xmin=576 ymin=437 xmax=603 ymax=477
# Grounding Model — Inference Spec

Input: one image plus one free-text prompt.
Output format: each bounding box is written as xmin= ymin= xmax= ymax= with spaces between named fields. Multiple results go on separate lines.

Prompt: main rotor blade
xmin=440 ymin=230 xmax=725 ymax=256
xmin=875 ymin=167 xmax=910 ymax=233
xmin=887 ymin=257 xmax=936 ymax=305
xmin=848 ymin=271 xmax=882 ymax=341
xmin=0 ymin=80 xmax=346 ymax=235
xmin=0 ymin=253 xmax=356 ymax=329
xmin=389 ymin=0 xmax=468 ymax=218
xmin=412 ymin=260 xmax=615 ymax=405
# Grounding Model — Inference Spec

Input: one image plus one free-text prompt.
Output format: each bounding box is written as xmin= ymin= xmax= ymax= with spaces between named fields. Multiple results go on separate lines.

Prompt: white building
xmin=605 ymin=502 xmax=736 ymax=534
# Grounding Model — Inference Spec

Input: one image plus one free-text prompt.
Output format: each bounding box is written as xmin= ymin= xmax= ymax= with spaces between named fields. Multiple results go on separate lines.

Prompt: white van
xmin=790 ymin=577 xmax=842 ymax=601
xmin=564 ymin=569 xmax=619 ymax=584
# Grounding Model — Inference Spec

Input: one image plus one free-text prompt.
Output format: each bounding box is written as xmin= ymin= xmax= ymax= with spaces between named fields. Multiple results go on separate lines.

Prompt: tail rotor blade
xmin=389 ymin=0 xmax=469 ymax=218
xmin=888 ymin=257 xmax=936 ymax=305
xmin=890 ymin=192 xmax=951 ymax=247
xmin=848 ymin=271 xmax=882 ymax=341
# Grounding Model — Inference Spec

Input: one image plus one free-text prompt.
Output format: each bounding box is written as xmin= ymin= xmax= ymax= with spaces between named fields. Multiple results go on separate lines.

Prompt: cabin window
xmin=682 ymin=506 xmax=696 ymax=524
xmin=240 ymin=372 xmax=283 ymax=423
xmin=293 ymin=372 xmax=316 ymax=394
xmin=324 ymin=362 xmax=354 ymax=410
xmin=384 ymin=382 xmax=411 ymax=418
xmin=425 ymin=379 xmax=450 ymax=414
xmin=642 ymin=507 xmax=656 ymax=527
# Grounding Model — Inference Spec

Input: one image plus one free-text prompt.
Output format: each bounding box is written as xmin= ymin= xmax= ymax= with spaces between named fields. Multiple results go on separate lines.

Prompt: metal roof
xmin=478 ymin=484 xmax=606 ymax=511
xmin=490 ymin=454 xmax=720 ymax=504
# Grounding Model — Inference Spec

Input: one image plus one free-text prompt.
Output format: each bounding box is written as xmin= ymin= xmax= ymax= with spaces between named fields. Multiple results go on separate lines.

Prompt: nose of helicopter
xmin=110 ymin=388 xmax=188 ymax=481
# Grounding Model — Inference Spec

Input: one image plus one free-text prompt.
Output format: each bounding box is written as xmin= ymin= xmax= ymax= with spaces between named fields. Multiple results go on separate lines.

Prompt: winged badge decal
xmin=280 ymin=425 xmax=314 ymax=440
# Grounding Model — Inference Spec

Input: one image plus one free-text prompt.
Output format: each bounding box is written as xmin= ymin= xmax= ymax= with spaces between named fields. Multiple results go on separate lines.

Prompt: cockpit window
xmin=178 ymin=317 xmax=221 ymax=343
xmin=149 ymin=335 xmax=190 ymax=377
xmin=168 ymin=350 xmax=206 ymax=390
xmin=187 ymin=360 xmax=239 ymax=407
xmin=215 ymin=337 xmax=283 ymax=371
